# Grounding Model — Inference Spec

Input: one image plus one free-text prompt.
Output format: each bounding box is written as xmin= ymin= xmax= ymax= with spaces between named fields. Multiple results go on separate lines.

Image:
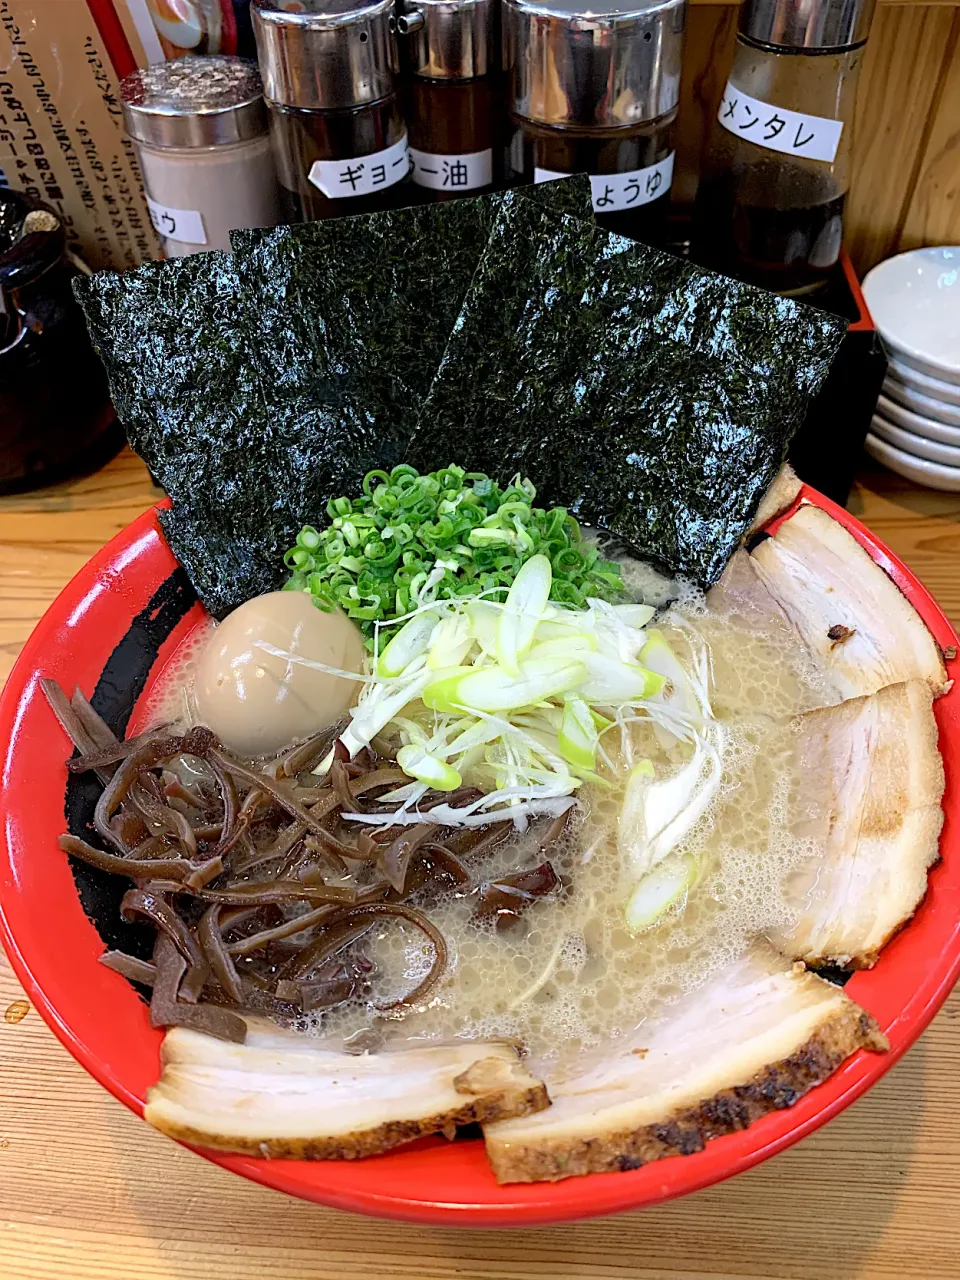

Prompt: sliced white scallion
xmin=396 ymin=744 xmax=462 ymax=791
xmin=496 ymin=553 xmax=552 ymax=676
xmin=625 ymin=855 xmax=698 ymax=932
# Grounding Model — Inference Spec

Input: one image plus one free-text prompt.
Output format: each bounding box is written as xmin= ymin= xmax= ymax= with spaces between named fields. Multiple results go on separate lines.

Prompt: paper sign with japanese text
xmin=534 ymin=153 xmax=675 ymax=213
xmin=718 ymin=84 xmax=843 ymax=164
xmin=308 ymin=135 xmax=410 ymax=199
xmin=410 ymin=147 xmax=492 ymax=192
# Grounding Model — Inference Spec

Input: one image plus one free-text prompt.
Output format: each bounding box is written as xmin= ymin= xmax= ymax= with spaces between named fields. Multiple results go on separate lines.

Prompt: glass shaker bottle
xmin=693 ymin=0 xmax=875 ymax=294
xmin=503 ymin=0 xmax=685 ymax=244
xmin=120 ymin=56 xmax=280 ymax=257
xmin=251 ymin=0 xmax=410 ymax=223
xmin=398 ymin=0 xmax=500 ymax=200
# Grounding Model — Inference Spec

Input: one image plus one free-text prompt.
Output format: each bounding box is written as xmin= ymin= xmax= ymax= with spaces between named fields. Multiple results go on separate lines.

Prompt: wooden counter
xmin=2 ymin=449 xmax=959 ymax=1280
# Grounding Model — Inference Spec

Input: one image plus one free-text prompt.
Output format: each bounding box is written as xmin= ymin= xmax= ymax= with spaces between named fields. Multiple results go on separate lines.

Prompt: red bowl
xmin=1 ymin=487 xmax=959 ymax=1226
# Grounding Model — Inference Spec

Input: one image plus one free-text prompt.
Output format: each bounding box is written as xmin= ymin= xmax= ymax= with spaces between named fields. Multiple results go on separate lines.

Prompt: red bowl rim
xmin=1 ymin=485 xmax=958 ymax=1226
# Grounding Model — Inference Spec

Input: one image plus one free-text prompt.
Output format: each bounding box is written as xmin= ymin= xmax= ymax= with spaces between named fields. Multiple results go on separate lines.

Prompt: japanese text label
xmin=308 ymin=135 xmax=410 ymax=199
xmin=717 ymin=84 xmax=843 ymax=164
xmin=409 ymin=146 xmax=493 ymax=192
xmin=534 ymin=153 xmax=675 ymax=213
xmin=146 ymin=198 xmax=206 ymax=245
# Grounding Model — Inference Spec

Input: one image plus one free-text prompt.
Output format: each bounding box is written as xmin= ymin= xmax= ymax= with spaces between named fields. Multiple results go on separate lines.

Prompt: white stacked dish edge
xmin=863 ymin=247 xmax=960 ymax=385
xmin=865 ymin=432 xmax=960 ymax=491
xmin=872 ymin=413 xmax=960 ymax=465
xmin=877 ymin=393 xmax=960 ymax=445
xmin=883 ymin=376 xmax=960 ymax=427
xmin=888 ymin=356 xmax=960 ymax=408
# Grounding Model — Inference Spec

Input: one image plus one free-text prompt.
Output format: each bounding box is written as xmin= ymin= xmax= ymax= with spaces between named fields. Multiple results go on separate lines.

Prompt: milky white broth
xmin=145 ymin=552 xmax=836 ymax=1074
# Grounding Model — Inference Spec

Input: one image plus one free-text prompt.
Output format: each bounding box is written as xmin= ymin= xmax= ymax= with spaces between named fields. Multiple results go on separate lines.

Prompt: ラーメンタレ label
xmin=410 ymin=147 xmax=493 ymax=192
xmin=717 ymin=84 xmax=844 ymax=164
xmin=308 ymin=136 xmax=410 ymax=199
xmin=146 ymin=199 xmax=207 ymax=245
xmin=534 ymin=154 xmax=675 ymax=212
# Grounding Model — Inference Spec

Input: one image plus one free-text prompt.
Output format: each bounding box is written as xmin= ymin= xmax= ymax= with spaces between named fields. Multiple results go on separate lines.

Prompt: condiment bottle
xmin=502 ymin=0 xmax=685 ymax=243
xmin=397 ymin=0 xmax=500 ymax=200
xmin=120 ymin=56 xmax=280 ymax=257
xmin=0 ymin=190 xmax=118 ymax=493
xmin=251 ymin=0 xmax=410 ymax=222
xmin=693 ymin=0 xmax=875 ymax=295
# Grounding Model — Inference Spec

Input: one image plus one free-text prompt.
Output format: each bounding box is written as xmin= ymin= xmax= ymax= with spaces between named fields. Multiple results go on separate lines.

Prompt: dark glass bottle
xmin=252 ymin=0 xmax=411 ymax=223
xmin=693 ymin=0 xmax=875 ymax=295
xmin=398 ymin=0 xmax=501 ymax=201
xmin=0 ymin=191 xmax=118 ymax=494
xmin=502 ymin=0 xmax=685 ymax=245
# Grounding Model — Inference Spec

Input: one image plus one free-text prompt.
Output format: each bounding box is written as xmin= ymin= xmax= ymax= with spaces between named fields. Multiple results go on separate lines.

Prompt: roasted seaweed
xmin=408 ymin=194 xmax=847 ymax=585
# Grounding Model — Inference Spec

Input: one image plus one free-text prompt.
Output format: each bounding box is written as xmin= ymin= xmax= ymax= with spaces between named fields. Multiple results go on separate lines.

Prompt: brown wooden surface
xmin=675 ymin=3 xmax=960 ymax=277
xmin=2 ymin=447 xmax=960 ymax=1279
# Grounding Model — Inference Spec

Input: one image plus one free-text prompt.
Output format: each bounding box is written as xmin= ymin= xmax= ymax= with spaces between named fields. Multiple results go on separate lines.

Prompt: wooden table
xmin=2 ymin=449 xmax=959 ymax=1280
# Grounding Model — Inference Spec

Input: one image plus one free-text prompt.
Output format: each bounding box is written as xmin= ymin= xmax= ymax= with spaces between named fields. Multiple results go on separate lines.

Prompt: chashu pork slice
xmin=145 ymin=1024 xmax=549 ymax=1159
xmin=748 ymin=461 xmax=803 ymax=534
xmin=750 ymin=503 xmax=947 ymax=698
xmin=771 ymin=679 xmax=944 ymax=969
xmin=483 ymin=944 xmax=886 ymax=1184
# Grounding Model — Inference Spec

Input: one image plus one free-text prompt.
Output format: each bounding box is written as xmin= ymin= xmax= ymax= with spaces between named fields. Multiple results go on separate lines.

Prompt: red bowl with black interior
xmin=1 ymin=486 xmax=958 ymax=1226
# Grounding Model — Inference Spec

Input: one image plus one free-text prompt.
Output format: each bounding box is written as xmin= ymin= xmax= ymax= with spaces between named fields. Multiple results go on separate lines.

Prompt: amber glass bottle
xmin=502 ymin=0 xmax=685 ymax=245
xmin=398 ymin=0 xmax=501 ymax=200
xmin=252 ymin=0 xmax=411 ymax=223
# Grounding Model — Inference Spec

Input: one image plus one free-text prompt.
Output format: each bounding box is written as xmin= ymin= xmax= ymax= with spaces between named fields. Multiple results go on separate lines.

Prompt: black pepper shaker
xmin=397 ymin=0 xmax=501 ymax=200
xmin=693 ymin=0 xmax=875 ymax=294
xmin=503 ymin=0 xmax=685 ymax=244
xmin=251 ymin=0 xmax=410 ymax=222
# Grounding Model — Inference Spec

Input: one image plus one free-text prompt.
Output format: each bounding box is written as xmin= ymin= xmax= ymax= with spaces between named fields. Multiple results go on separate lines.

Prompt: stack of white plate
xmin=862 ymin=246 xmax=960 ymax=491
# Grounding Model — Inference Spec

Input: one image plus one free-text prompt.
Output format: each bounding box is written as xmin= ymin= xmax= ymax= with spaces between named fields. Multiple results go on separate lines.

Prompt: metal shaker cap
xmin=503 ymin=0 xmax=685 ymax=130
xmin=120 ymin=56 xmax=268 ymax=148
xmin=739 ymin=0 xmax=876 ymax=49
xmin=397 ymin=0 xmax=495 ymax=79
xmin=251 ymin=0 xmax=398 ymax=111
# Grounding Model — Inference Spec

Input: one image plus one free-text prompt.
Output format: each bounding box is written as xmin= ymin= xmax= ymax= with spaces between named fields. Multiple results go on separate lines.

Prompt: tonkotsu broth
xmin=144 ymin=553 xmax=837 ymax=1073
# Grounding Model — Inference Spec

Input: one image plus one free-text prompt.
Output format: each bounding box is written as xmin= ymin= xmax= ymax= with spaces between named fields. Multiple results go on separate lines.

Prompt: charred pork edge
xmin=483 ymin=1004 xmax=887 ymax=1184
xmin=144 ymin=1056 xmax=550 ymax=1159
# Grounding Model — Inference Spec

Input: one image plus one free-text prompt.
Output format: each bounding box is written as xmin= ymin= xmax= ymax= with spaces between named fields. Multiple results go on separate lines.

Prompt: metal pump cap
xmin=120 ymin=56 xmax=268 ymax=148
xmin=503 ymin=0 xmax=685 ymax=130
xmin=251 ymin=0 xmax=398 ymax=111
xmin=739 ymin=0 xmax=876 ymax=49
xmin=397 ymin=0 xmax=495 ymax=80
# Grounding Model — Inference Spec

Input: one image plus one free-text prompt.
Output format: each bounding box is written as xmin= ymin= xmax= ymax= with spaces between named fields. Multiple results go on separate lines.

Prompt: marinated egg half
xmin=192 ymin=590 xmax=365 ymax=756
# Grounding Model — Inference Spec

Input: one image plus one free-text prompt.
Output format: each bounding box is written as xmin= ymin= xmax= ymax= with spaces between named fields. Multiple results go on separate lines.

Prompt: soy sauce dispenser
xmin=503 ymin=0 xmax=685 ymax=243
xmin=693 ymin=0 xmax=876 ymax=294
xmin=251 ymin=0 xmax=409 ymax=222
xmin=398 ymin=0 xmax=500 ymax=199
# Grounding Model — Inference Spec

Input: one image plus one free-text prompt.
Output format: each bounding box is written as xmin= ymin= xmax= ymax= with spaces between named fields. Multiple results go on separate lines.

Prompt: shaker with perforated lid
xmin=252 ymin=0 xmax=410 ymax=223
xmin=502 ymin=0 xmax=685 ymax=243
xmin=397 ymin=0 xmax=501 ymax=200
xmin=693 ymin=0 xmax=876 ymax=294
xmin=120 ymin=56 xmax=280 ymax=257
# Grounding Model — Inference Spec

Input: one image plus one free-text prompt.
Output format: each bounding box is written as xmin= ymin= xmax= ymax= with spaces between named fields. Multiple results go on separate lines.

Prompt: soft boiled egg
xmin=192 ymin=590 xmax=366 ymax=756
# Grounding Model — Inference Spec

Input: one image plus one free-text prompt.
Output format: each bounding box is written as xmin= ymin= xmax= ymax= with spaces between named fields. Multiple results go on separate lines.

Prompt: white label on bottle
xmin=307 ymin=134 xmax=410 ymax=199
xmin=717 ymin=83 xmax=843 ymax=164
xmin=146 ymin=198 xmax=206 ymax=245
xmin=410 ymin=146 xmax=493 ymax=192
xmin=534 ymin=154 xmax=676 ymax=212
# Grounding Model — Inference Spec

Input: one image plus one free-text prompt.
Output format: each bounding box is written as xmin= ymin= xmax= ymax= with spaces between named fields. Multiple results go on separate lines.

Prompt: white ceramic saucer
xmin=864 ymin=247 xmax=960 ymax=384
xmin=888 ymin=354 xmax=960 ymax=407
xmin=872 ymin=413 xmax=960 ymax=465
xmin=866 ymin=431 xmax=960 ymax=491
xmin=878 ymin=392 xmax=960 ymax=444
xmin=883 ymin=376 xmax=960 ymax=428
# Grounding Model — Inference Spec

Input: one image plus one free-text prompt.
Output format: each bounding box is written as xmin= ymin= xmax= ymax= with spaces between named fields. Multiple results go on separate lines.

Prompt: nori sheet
xmin=407 ymin=193 xmax=847 ymax=585
xmin=75 ymin=195 xmax=503 ymax=616
xmin=76 ymin=178 xmax=845 ymax=616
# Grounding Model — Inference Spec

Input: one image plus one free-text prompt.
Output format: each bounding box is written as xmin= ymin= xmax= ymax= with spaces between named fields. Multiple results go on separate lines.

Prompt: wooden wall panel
xmin=898 ymin=15 xmax=960 ymax=251
xmin=674 ymin=4 xmax=738 ymax=206
xmin=846 ymin=5 xmax=959 ymax=272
